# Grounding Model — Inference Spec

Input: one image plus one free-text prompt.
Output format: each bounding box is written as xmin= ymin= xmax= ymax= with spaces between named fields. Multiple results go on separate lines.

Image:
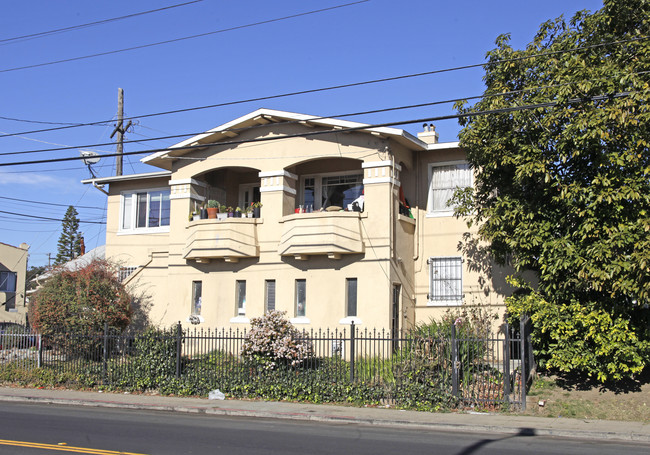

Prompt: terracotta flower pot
xmin=207 ymin=207 xmax=218 ymax=219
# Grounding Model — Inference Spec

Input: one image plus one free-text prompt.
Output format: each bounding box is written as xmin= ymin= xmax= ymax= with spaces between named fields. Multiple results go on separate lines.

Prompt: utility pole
xmin=110 ymin=88 xmax=132 ymax=177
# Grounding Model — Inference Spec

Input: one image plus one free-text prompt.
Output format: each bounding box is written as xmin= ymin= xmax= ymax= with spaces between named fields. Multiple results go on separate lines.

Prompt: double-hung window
xmin=0 ymin=271 xmax=17 ymax=292
xmin=427 ymin=162 xmax=472 ymax=216
xmin=428 ymin=257 xmax=463 ymax=304
xmin=121 ymin=189 xmax=170 ymax=233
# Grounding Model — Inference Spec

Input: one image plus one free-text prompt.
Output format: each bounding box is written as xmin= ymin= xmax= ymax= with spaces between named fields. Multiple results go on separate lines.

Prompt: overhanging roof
xmin=81 ymin=170 xmax=171 ymax=186
xmin=141 ymin=109 xmax=431 ymax=170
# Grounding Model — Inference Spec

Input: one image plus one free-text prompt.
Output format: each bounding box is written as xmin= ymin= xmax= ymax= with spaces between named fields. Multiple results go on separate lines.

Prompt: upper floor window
xmin=427 ymin=162 xmax=472 ymax=216
xmin=301 ymin=171 xmax=363 ymax=211
xmin=120 ymin=189 xmax=170 ymax=233
xmin=0 ymin=271 xmax=17 ymax=292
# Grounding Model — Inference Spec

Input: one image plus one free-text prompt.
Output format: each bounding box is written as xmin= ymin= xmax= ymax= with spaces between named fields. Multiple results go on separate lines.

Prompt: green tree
xmin=29 ymin=259 xmax=133 ymax=358
xmin=455 ymin=0 xmax=650 ymax=381
xmin=54 ymin=206 xmax=82 ymax=265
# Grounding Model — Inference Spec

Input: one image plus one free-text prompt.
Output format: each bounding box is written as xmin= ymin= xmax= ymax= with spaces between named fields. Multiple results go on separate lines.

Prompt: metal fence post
xmin=349 ymin=322 xmax=355 ymax=383
xmin=37 ymin=333 xmax=43 ymax=369
xmin=503 ymin=322 xmax=511 ymax=400
xmin=102 ymin=322 xmax=109 ymax=385
xmin=451 ymin=323 xmax=459 ymax=397
xmin=520 ymin=317 xmax=527 ymax=411
xmin=175 ymin=321 xmax=182 ymax=379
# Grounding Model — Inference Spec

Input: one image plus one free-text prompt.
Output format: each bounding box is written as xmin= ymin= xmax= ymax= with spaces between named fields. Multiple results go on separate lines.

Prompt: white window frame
xmin=119 ymin=188 xmax=171 ymax=234
xmin=426 ymin=161 xmax=472 ymax=217
xmin=299 ymin=170 xmax=363 ymax=210
xmin=0 ymin=271 xmax=17 ymax=292
xmin=236 ymin=280 xmax=246 ymax=316
xmin=428 ymin=256 xmax=463 ymax=306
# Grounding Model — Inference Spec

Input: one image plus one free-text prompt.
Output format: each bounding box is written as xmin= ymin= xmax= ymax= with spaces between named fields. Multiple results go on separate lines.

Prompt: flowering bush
xmin=29 ymin=259 xmax=133 ymax=358
xmin=241 ymin=310 xmax=313 ymax=369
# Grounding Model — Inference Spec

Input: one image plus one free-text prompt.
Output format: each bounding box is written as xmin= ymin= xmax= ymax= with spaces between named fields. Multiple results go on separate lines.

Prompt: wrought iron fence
xmin=0 ymin=321 xmax=532 ymax=410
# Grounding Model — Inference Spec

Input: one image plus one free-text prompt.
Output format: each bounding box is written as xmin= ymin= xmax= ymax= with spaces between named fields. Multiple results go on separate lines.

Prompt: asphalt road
xmin=0 ymin=402 xmax=648 ymax=455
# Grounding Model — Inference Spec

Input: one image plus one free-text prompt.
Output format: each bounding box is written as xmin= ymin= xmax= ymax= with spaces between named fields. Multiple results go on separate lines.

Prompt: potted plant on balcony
xmin=207 ymin=200 xmax=219 ymax=219
xmin=226 ymin=206 xmax=234 ymax=218
xmin=252 ymin=201 xmax=262 ymax=218
xmin=200 ymin=204 xmax=208 ymax=219
xmin=244 ymin=204 xmax=253 ymax=218
xmin=218 ymin=204 xmax=228 ymax=220
xmin=234 ymin=207 xmax=242 ymax=218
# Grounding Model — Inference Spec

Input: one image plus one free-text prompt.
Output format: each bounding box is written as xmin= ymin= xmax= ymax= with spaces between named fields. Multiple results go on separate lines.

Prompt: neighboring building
xmin=83 ymin=109 xmax=512 ymax=332
xmin=33 ymin=245 xmax=105 ymax=285
xmin=0 ymin=242 xmax=29 ymax=324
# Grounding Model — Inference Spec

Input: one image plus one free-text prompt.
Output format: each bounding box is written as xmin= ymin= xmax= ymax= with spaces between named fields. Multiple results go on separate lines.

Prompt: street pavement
xmin=0 ymin=386 xmax=648 ymax=443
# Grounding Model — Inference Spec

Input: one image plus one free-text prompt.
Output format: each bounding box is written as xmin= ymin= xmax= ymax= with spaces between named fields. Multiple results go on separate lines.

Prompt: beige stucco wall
xmin=101 ymin=121 xmax=511 ymax=333
xmin=407 ymin=146 xmax=512 ymax=331
xmin=0 ymin=242 xmax=29 ymax=324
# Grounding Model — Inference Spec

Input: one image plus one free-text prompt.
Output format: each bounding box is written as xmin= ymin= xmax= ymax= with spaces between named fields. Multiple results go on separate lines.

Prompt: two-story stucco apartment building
xmin=83 ymin=109 xmax=511 ymax=333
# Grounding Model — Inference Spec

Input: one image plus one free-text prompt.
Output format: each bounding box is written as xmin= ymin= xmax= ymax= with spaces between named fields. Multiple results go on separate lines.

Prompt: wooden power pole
xmin=110 ymin=88 xmax=132 ymax=177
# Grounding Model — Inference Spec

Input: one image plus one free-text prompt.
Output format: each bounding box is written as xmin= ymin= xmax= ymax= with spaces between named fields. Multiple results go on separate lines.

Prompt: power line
xmin=2 ymin=72 xmax=645 ymax=158
xmin=0 ymin=1 xmax=370 ymax=74
xmin=0 ymin=195 xmax=104 ymax=210
xmin=0 ymin=1 xmax=204 ymax=45
xmin=0 ymin=209 xmax=106 ymax=225
xmin=0 ymin=34 xmax=645 ymax=139
xmin=0 ymin=91 xmax=636 ymax=168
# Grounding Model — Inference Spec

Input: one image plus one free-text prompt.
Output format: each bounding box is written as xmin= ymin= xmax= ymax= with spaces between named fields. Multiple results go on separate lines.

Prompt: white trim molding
xmin=260 ymin=185 xmax=297 ymax=195
xmin=258 ymin=170 xmax=298 ymax=180
xmin=362 ymin=160 xmax=402 ymax=171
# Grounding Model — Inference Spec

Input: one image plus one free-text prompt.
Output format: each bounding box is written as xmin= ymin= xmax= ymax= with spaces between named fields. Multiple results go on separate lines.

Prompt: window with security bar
xmin=428 ymin=257 xmax=463 ymax=303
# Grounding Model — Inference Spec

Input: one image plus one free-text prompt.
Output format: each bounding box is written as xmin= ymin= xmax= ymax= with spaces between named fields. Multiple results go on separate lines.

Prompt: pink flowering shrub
xmin=241 ymin=310 xmax=314 ymax=369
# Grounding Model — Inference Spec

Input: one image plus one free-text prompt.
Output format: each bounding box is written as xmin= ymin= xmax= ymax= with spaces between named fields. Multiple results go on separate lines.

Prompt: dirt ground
xmin=522 ymin=370 xmax=650 ymax=422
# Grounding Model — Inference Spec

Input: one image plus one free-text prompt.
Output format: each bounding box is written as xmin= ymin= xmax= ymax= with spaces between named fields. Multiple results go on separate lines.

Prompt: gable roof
xmin=141 ymin=109 xmax=429 ymax=170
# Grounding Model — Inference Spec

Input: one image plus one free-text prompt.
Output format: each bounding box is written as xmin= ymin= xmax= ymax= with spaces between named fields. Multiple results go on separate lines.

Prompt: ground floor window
xmin=428 ymin=256 xmax=463 ymax=303
xmin=265 ymin=280 xmax=276 ymax=313
xmin=236 ymin=280 xmax=246 ymax=316
xmin=191 ymin=281 xmax=202 ymax=315
xmin=295 ymin=279 xmax=306 ymax=317
xmin=346 ymin=278 xmax=357 ymax=317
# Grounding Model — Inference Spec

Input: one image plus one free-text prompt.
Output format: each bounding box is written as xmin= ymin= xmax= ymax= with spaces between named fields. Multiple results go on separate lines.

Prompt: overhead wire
xmin=1 ymin=70 xmax=646 ymax=159
xmin=0 ymin=1 xmax=370 ymax=74
xmin=0 ymin=209 xmax=106 ymax=225
xmin=0 ymin=1 xmax=204 ymax=45
xmin=0 ymin=34 xmax=646 ymax=139
xmin=0 ymin=90 xmax=639 ymax=168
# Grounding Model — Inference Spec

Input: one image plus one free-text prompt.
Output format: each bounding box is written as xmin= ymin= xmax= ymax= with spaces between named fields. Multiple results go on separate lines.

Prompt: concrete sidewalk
xmin=1 ymin=386 xmax=648 ymax=443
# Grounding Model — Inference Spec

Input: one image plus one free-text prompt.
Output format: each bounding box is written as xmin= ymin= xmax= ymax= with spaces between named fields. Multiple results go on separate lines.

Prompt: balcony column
xmin=258 ymin=170 xmax=298 ymax=221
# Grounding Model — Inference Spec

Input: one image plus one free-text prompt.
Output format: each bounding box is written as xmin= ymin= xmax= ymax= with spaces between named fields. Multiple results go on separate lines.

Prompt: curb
xmin=1 ymin=394 xmax=649 ymax=444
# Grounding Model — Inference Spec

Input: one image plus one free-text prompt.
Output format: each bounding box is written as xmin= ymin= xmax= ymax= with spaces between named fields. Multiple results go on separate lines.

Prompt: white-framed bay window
xmin=428 ymin=256 xmax=463 ymax=305
xmin=120 ymin=188 xmax=170 ymax=233
xmin=300 ymin=171 xmax=363 ymax=211
xmin=427 ymin=161 xmax=472 ymax=216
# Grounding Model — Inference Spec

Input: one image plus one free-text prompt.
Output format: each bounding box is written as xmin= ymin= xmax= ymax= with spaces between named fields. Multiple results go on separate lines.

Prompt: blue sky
xmin=0 ymin=0 xmax=603 ymax=267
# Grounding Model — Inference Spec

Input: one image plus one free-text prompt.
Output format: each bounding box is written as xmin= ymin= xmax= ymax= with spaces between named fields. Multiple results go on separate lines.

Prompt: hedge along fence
xmin=0 ymin=317 xmax=532 ymax=411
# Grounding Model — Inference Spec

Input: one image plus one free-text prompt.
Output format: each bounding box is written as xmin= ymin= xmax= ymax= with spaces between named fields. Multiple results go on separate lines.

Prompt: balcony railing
xmin=278 ymin=211 xmax=365 ymax=260
xmin=183 ymin=218 xmax=260 ymax=263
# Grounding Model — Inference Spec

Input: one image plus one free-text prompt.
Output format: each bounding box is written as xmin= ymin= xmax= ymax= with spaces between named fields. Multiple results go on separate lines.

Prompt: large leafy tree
xmin=456 ymin=0 xmax=650 ymax=381
xmin=54 ymin=205 xmax=82 ymax=265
